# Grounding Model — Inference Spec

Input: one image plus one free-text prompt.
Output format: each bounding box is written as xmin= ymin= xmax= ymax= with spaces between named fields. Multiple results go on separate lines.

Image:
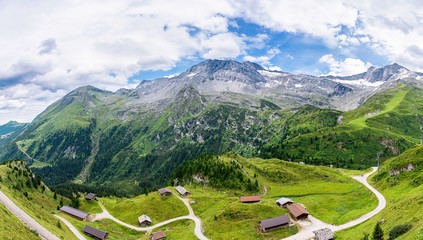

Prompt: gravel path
xmin=95 ymin=194 xmax=208 ymax=240
xmin=0 ymin=191 xmax=59 ymax=240
xmin=282 ymin=167 xmax=386 ymax=240
xmin=54 ymin=215 xmax=87 ymax=240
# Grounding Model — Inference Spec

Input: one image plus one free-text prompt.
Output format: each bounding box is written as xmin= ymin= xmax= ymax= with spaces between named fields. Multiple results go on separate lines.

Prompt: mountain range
xmin=0 ymin=59 xmax=422 ymax=195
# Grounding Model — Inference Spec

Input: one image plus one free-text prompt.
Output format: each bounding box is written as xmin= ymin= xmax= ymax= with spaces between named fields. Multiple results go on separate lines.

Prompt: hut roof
xmin=138 ymin=214 xmax=152 ymax=223
xmin=313 ymin=228 xmax=334 ymax=240
xmin=287 ymin=203 xmax=309 ymax=218
xmin=260 ymin=215 xmax=290 ymax=229
xmin=60 ymin=206 xmax=89 ymax=220
xmin=151 ymin=231 xmax=166 ymax=240
xmin=83 ymin=225 xmax=108 ymax=240
xmin=85 ymin=193 xmax=96 ymax=200
xmin=240 ymin=196 xmax=261 ymax=203
xmin=276 ymin=197 xmax=293 ymax=206
xmin=175 ymin=186 xmax=189 ymax=195
xmin=158 ymin=188 xmax=172 ymax=194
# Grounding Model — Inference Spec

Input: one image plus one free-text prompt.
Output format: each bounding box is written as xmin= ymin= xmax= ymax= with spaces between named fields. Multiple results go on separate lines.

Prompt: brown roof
xmin=151 ymin=231 xmax=166 ymax=240
xmin=60 ymin=206 xmax=89 ymax=220
xmin=287 ymin=203 xmax=309 ymax=218
xmin=240 ymin=196 xmax=261 ymax=203
xmin=260 ymin=215 xmax=290 ymax=230
xmin=83 ymin=225 xmax=108 ymax=240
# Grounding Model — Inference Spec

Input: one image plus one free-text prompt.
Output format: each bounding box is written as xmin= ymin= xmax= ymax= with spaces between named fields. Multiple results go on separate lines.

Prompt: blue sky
xmin=0 ymin=0 xmax=422 ymax=123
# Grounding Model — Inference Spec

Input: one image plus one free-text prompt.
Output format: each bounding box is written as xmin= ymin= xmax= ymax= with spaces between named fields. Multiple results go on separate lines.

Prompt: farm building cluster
xmin=239 ymin=195 xmax=334 ymax=240
xmin=59 ymin=187 xmax=192 ymax=240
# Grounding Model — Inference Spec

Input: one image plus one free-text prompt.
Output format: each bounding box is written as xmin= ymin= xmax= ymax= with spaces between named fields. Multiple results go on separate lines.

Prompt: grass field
xmin=0 ymin=161 xmax=77 ymax=240
xmin=142 ymin=220 xmax=197 ymax=240
xmin=181 ymin=154 xmax=377 ymax=239
xmin=100 ymin=190 xmax=188 ymax=226
xmin=59 ymin=213 xmax=144 ymax=240
xmin=78 ymin=198 xmax=102 ymax=214
xmin=236 ymin=156 xmax=377 ymax=225
xmin=348 ymin=89 xmax=408 ymax=128
xmin=0 ymin=204 xmax=40 ymax=240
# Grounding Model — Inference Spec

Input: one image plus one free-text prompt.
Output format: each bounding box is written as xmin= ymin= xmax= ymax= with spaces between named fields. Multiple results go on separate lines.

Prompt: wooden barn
xmin=175 ymin=186 xmax=190 ymax=197
xmin=83 ymin=225 xmax=108 ymax=240
xmin=138 ymin=214 xmax=152 ymax=226
xmin=151 ymin=231 xmax=166 ymax=240
xmin=85 ymin=193 xmax=97 ymax=201
xmin=287 ymin=203 xmax=309 ymax=220
xmin=60 ymin=206 xmax=89 ymax=221
xmin=260 ymin=215 xmax=290 ymax=232
xmin=240 ymin=196 xmax=261 ymax=203
xmin=275 ymin=197 xmax=293 ymax=207
xmin=158 ymin=188 xmax=172 ymax=196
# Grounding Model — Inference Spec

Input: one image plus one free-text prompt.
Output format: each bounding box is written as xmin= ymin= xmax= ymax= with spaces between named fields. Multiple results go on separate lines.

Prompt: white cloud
xmin=1 ymin=0 xmax=423 ymax=124
xmin=319 ymin=54 xmax=372 ymax=76
xmin=243 ymin=48 xmax=281 ymax=70
xmin=201 ymin=32 xmax=244 ymax=59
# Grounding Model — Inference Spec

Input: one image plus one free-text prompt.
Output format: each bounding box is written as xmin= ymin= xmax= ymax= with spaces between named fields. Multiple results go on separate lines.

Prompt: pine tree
xmin=372 ymin=222 xmax=384 ymax=240
xmin=53 ymin=192 xmax=57 ymax=200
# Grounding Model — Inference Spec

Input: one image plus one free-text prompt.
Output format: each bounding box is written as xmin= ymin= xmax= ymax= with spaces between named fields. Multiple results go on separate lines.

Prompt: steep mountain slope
xmin=1 ymin=59 xmax=422 ymax=196
xmin=0 ymin=121 xmax=28 ymax=147
xmin=262 ymin=85 xmax=423 ymax=168
xmin=0 ymin=161 xmax=76 ymax=239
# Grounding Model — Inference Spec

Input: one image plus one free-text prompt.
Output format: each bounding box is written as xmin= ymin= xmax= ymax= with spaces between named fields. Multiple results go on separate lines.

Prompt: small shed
xmin=60 ymin=206 xmax=89 ymax=221
xmin=175 ymin=186 xmax=190 ymax=197
xmin=158 ymin=188 xmax=172 ymax=196
xmin=151 ymin=231 xmax=166 ymax=240
xmin=287 ymin=203 xmax=309 ymax=220
xmin=138 ymin=214 xmax=152 ymax=226
xmin=85 ymin=193 xmax=97 ymax=201
xmin=83 ymin=225 xmax=108 ymax=240
xmin=260 ymin=214 xmax=290 ymax=232
xmin=313 ymin=228 xmax=334 ymax=240
xmin=240 ymin=196 xmax=261 ymax=203
xmin=276 ymin=197 xmax=293 ymax=207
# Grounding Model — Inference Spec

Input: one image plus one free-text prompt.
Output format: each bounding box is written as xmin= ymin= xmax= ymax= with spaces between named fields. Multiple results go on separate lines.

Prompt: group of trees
xmin=171 ymin=154 xmax=259 ymax=192
xmin=362 ymin=222 xmax=412 ymax=240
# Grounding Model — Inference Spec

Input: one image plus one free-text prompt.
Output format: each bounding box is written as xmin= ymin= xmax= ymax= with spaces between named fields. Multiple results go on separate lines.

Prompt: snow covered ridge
xmin=129 ymin=60 xmax=422 ymax=111
xmin=257 ymin=70 xmax=285 ymax=77
xmin=333 ymin=78 xmax=385 ymax=87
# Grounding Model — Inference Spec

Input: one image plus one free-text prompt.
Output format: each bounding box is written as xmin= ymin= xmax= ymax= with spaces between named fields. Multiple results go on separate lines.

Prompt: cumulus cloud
xmin=1 ymin=0 xmax=423 ymax=123
xmin=319 ymin=54 xmax=372 ymax=76
xmin=38 ymin=38 xmax=59 ymax=55
xmin=243 ymin=48 xmax=281 ymax=70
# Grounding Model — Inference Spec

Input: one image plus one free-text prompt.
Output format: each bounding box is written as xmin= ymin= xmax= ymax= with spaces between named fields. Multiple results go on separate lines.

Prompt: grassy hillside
xmin=263 ymin=86 xmax=422 ymax=169
xmin=177 ymin=153 xmax=376 ymax=239
xmin=337 ymin=145 xmax=423 ymax=239
xmin=0 ymin=203 xmax=40 ymax=240
xmin=0 ymin=161 xmax=77 ymax=239
xmin=100 ymin=191 xmax=188 ymax=226
xmin=0 ymin=121 xmax=28 ymax=148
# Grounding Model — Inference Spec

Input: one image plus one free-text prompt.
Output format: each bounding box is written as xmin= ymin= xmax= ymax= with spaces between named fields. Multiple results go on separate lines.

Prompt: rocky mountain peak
xmin=181 ymin=59 xmax=266 ymax=84
xmin=364 ymin=63 xmax=409 ymax=82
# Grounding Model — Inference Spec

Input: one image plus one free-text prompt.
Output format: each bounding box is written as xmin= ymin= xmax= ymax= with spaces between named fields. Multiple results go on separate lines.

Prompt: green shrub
xmin=388 ymin=223 xmax=412 ymax=239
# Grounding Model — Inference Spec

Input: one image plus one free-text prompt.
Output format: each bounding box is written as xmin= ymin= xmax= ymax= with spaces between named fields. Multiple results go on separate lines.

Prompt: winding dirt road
xmin=0 ymin=191 xmax=59 ymax=240
xmin=94 ymin=194 xmax=208 ymax=240
xmin=54 ymin=215 xmax=87 ymax=240
xmin=283 ymin=167 xmax=386 ymax=240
